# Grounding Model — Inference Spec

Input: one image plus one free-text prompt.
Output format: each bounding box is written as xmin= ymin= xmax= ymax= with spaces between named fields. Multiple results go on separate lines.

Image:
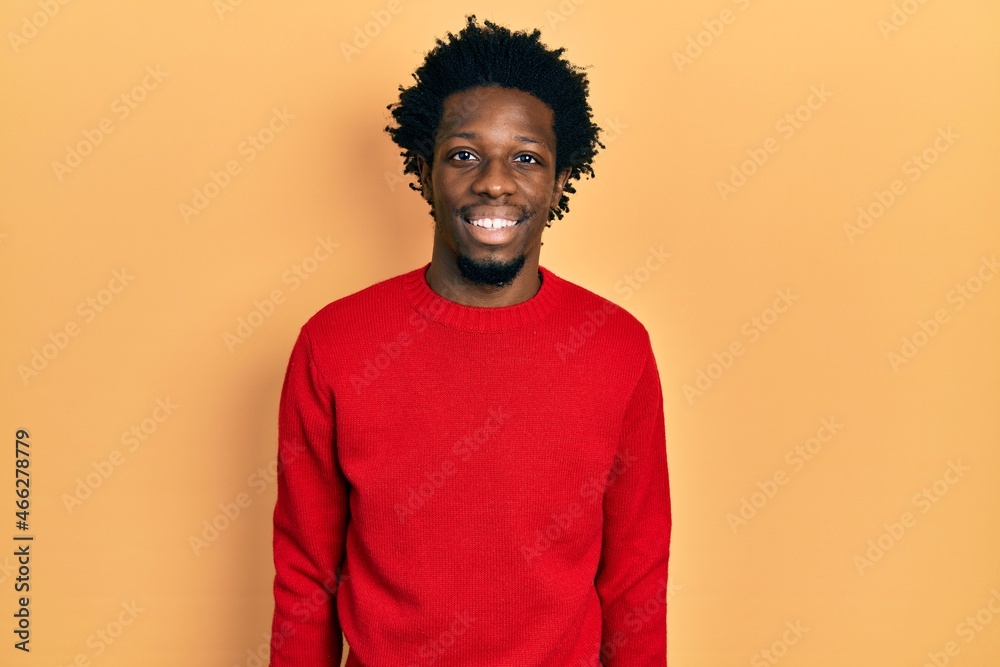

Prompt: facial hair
xmin=456 ymin=253 xmax=526 ymax=287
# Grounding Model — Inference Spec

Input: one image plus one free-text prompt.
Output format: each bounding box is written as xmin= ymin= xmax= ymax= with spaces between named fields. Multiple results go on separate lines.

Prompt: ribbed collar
xmin=401 ymin=262 xmax=564 ymax=332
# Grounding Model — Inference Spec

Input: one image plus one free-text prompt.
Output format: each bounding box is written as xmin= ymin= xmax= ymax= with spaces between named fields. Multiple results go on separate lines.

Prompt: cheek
xmin=433 ymin=169 xmax=461 ymax=199
xmin=528 ymin=175 xmax=558 ymax=203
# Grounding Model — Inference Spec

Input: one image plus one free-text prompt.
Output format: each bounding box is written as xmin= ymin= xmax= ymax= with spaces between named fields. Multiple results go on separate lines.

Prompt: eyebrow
xmin=440 ymin=131 xmax=544 ymax=146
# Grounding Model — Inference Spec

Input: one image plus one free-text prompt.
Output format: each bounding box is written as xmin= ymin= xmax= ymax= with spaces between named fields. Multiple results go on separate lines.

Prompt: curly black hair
xmin=385 ymin=15 xmax=604 ymax=223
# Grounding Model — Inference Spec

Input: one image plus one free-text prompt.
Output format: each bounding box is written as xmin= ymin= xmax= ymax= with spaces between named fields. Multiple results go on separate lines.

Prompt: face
xmin=418 ymin=85 xmax=570 ymax=286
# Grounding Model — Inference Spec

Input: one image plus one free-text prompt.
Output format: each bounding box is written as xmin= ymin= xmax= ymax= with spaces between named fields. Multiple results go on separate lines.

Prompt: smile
xmin=466 ymin=217 xmax=519 ymax=229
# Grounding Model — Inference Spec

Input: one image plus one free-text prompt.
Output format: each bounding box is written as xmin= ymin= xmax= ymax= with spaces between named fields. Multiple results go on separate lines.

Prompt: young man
xmin=269 ymin=16 xmax=671 ymax=666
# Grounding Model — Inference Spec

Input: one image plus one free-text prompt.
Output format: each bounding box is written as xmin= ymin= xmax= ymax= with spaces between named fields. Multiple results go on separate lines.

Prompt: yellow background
xmin=2 ymin=0 xmax=999 ymax=665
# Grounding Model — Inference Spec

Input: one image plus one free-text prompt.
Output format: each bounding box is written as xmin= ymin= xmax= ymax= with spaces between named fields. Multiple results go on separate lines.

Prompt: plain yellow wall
xmin=2 ymin=1 xmax=999 ymax=665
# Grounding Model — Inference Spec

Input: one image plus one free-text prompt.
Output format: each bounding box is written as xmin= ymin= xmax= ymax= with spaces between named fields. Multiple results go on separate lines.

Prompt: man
xmin=269 ymin=16 xmax=670 ymax=666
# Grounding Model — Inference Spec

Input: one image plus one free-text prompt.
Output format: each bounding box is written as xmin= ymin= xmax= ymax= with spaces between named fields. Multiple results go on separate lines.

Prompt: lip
xmin=460 ymin=214 xmax=523 ymax=246
xmin=463 ymin=217 xmax=521 ymax=229
xmin=461 ymin=206 xmax=525 ymax=224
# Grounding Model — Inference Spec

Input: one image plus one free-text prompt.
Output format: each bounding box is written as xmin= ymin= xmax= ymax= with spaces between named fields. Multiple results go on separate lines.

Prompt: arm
xmin=594 ymin=341 xmax=672 ymax=666
xmin=269 ymin=327 xmax=350 ymax=666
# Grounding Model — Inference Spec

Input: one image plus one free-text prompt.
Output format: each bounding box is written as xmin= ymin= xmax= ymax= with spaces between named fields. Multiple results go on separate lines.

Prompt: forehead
xmin=436 ymin=85 xmax=555 ymax=142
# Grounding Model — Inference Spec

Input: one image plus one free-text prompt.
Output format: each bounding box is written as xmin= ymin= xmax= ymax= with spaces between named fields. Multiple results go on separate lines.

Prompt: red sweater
xmin=269 ymin=263 xmax=671 ymax=666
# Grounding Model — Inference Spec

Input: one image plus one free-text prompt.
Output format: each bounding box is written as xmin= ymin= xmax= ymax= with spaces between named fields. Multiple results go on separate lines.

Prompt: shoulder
xmin=300 ymin=266 xmax=415 ymax=337
xmin=544 ymin=266 xmax=652 ymax=352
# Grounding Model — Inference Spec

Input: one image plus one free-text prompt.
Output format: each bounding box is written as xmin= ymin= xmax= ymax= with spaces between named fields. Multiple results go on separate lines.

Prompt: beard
xmin=456 ymin=252 xmax=526 ymax=287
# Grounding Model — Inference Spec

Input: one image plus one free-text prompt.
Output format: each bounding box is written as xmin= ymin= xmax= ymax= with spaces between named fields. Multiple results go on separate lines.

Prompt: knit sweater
xmin=269 ymin=262 xmax=671 ymax=666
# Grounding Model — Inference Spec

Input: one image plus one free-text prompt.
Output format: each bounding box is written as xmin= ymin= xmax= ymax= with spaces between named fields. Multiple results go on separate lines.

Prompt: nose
xmin=471 ymin=158 xmax=516 ymax=198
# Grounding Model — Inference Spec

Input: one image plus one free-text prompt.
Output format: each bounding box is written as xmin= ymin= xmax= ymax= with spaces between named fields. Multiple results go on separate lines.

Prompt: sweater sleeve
xmin=594 ymin=341 xmax=671 ymax=666
xmin=269 ymin=326 xmax=350 ymax=666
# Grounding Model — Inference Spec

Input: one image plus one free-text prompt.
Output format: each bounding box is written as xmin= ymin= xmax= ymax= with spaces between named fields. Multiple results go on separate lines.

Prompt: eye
xmin=515 ymin=154 xmax=539 ymax=164
xmin=451 ymin=150 xmax=476 ymax=162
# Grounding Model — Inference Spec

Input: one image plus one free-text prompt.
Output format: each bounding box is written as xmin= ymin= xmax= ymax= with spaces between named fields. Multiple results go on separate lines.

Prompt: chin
xmin=456 ymin=253 xmax=526 ymax=286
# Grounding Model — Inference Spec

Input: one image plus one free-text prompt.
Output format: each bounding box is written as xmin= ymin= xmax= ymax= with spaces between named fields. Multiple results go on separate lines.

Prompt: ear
xmin=550 ymin=167 xmax=571 ymax=210
xmin=416 ymin=155 xmax=433 ymax=202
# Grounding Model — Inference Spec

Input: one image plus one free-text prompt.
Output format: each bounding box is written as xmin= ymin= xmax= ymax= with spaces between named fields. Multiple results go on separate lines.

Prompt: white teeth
xmin=469 ymin=218 xmax=517 ymax=229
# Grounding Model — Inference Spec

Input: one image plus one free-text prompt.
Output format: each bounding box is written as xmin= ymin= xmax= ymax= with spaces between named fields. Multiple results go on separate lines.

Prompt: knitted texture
xmin=270 ymin=263 xmax=671 ymax=666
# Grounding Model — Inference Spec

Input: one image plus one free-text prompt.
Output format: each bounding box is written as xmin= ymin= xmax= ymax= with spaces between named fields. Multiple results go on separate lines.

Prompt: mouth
xmin=465 ymin=217 xmax=520 ymax=229
xmin=460 ymin=207 xmax=527 ymax=246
